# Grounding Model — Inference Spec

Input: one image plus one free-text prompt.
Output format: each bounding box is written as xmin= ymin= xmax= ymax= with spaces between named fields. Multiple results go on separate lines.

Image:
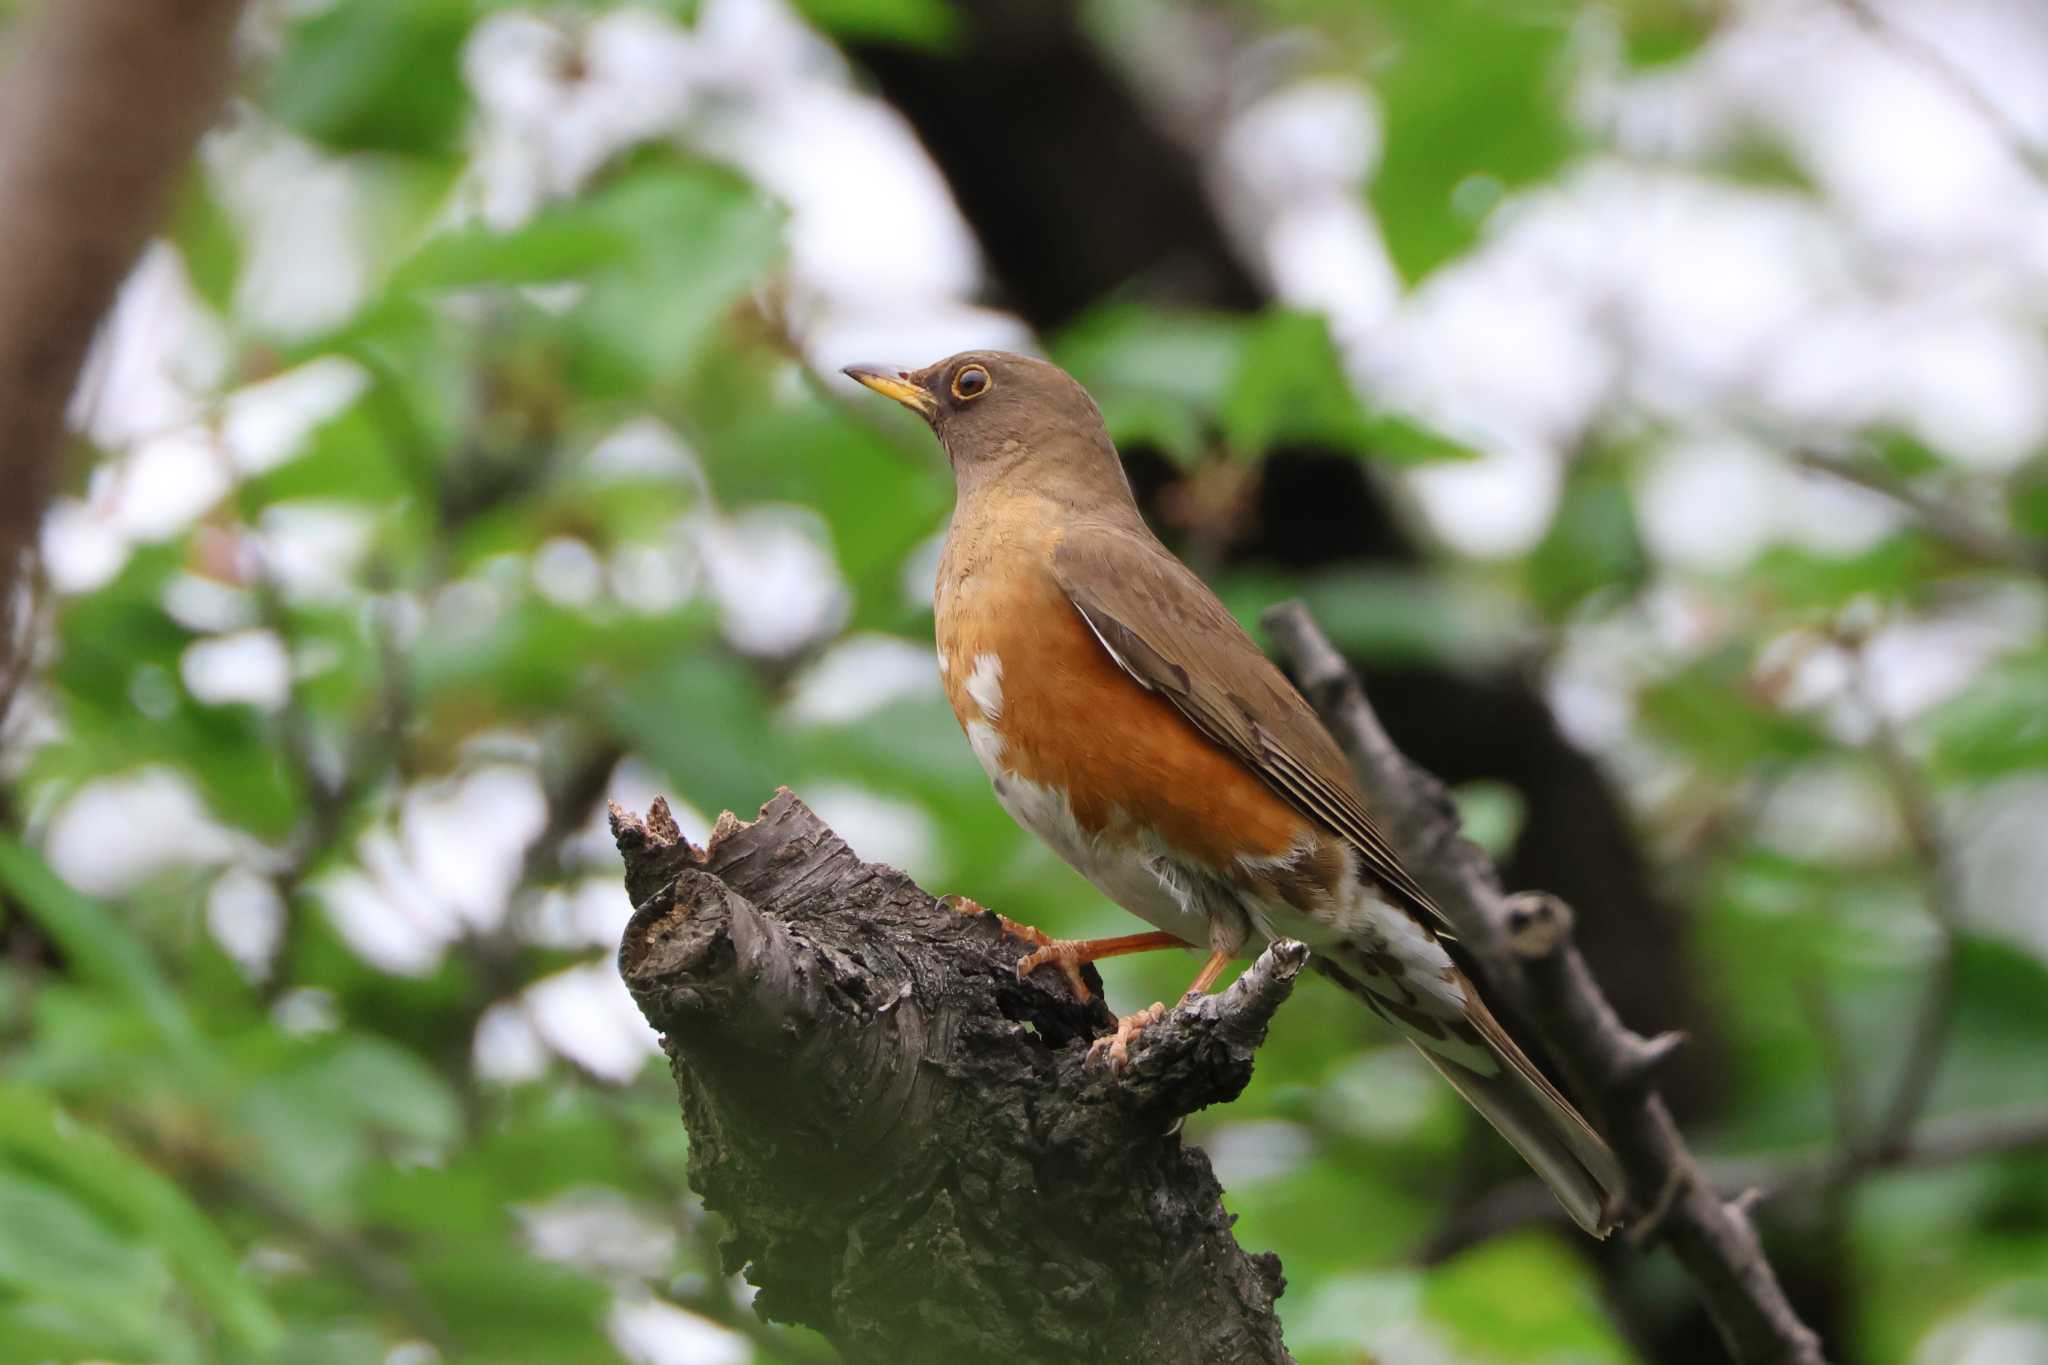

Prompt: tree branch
xmin=1262 ymin=602 xmax=1829 ymax=1365
xmin=1424 ymin=1103 xmax=2048 ymax=1258
xmin=1852 ymin=649 xmax=1968 ymax=1166
xmin=611 ymin=788 xmax=1304 ymax=1365
xmin=1831 ymin=0 xmax=2048 ymax=187
xmin=0 ymin=0 xmax=249 ymax=699
xmin=1794 ymin=447 xmax=2048 ymax=578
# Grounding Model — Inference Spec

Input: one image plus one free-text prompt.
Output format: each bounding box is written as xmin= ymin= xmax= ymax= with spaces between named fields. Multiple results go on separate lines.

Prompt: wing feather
xmin=1052 ymin=524 xmax=1453 ymax=936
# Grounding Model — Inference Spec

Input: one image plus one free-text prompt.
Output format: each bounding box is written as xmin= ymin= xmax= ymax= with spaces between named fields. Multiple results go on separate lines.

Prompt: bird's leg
xmin=1184 ymin=949 xmax=1232 ymax=996
xmin=1084 ymin=948 xmax=1235 ymax=1070
xmin=942 ymin=895 xmax=1190 ymax=1001
xmin=1016 ymin=930 xmax=1190 ymax=1002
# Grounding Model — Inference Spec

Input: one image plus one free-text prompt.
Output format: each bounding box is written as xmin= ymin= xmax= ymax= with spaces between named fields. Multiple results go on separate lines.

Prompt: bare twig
xmin=1796 ymin=979 xmax=1866 ymax=1167
xmin=1833 ymin=0 xmax=2048 ymax=186
xmin=0 ymin=0 xmax=249 ymax=705
xmin=1854 ymin=657 xmax=1967 ymax=1164
xmin=254 ymin=571 xmax=409 ymax=993
xmin=1263 ymin=602 xmax=1829 ymax=1365
xmin=1425 ymin=1103 xmax=2048 ymax=1257
xmin=1795 ymin=448 xmax=2048 ymax=578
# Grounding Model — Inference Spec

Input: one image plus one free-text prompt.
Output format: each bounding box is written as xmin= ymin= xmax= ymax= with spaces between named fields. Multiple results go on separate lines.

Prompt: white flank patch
xmin=966 ymin=720 xmax=1006 ymax=773
xmin=965 ymin=650 xmax=1003 ymax=720
xmin=936 ymin=642 xmax=949 ymax=675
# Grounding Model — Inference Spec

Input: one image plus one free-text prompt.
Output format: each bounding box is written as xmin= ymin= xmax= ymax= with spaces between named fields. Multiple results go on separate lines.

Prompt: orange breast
xmin=937 ymin=545 xmax=1308 ymax=870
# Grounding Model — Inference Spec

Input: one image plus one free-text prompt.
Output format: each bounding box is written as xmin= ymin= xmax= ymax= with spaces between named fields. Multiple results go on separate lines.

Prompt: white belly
xmin=967 ymin=719 xmax=1214 ymax=945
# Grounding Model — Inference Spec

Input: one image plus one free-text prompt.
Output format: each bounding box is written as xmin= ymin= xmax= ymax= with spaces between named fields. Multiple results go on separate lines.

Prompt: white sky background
xmin=18 ymin=0 xmax=2048 ymax=1356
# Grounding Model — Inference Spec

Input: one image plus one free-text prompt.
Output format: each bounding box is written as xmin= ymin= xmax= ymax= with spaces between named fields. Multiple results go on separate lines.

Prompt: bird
xmin=845 ymin=350 xmax=1625 ymax=1237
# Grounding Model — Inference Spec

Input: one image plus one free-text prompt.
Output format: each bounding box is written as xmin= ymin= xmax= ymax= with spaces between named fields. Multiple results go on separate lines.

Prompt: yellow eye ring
xmin=951 ymin=364 xmax=991 ymax=400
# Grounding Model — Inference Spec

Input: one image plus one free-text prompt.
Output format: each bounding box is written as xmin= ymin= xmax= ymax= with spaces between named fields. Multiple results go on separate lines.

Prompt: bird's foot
xmin=942 ymin=896 xmax=1094 ymax=1000
xmin=1013 ymin=935 xmax=1100 ymax=1003
xmin=1087 ymin=1001 xmax=1166 ymax=1071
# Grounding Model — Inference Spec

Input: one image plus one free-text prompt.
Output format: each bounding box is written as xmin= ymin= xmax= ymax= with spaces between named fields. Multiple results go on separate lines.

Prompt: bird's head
xmin=843 ymin=350 xmax=1135 ymax=511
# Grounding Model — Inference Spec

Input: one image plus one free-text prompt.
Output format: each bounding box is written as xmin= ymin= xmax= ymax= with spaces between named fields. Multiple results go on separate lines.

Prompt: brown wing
xmin=1051 ymin=523 xmax=1453 ymax=935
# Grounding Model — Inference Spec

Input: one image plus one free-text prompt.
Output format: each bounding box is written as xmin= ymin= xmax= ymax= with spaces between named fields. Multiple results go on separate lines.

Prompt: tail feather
xmin=1316 ymin=958 xmax=1625 ymax=1238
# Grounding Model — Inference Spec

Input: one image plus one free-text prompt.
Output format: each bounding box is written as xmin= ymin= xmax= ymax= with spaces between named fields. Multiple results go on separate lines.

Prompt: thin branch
xmin=1796 ymin=979 xmax=1868 ymax=1179
xmin=1794 ymin=448 xmax=2048 ymax=578
xmin=1263 ymin=602 xmax=1829 ymax=1365
xmin=1833 ymin=0 xmax=2048 ymax=187
xmin=1854 ymin=656 xmax=1967 ymax=1164
xmin=254 ymin=569 xmax=409 ymax=994
xmin=1424 ymin=1103 xmax=2048 ymax=1258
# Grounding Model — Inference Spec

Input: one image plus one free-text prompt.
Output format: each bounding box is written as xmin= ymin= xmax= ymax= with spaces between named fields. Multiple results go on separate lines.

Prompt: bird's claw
xmin=942 ymin=896 xmax=1094 ymax=1002
xmin=1087 ymin=1002 xmax=1166 ymax=1071
xmin=1014 ymin=937 xmax=1096 ymax=1003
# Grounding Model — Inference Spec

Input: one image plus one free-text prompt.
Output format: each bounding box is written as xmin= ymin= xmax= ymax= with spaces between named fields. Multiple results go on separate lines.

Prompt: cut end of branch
xmin=1502 ymin=891 xmax=1574 ymax=959
xmin=609 ymin=796 xmax=684 ymax=851
xmin=1114 ymin=939 xmax=1311 ymax=1116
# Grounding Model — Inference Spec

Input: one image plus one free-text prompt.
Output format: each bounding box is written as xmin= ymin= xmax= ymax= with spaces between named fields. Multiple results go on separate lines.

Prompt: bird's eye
xmin=951 ymin=364 xmax=991 ymax=400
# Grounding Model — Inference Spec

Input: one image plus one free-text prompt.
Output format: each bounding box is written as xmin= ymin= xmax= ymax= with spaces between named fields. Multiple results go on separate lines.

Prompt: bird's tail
xmin=1315 ymin=957 xmax=1625 ymax=1238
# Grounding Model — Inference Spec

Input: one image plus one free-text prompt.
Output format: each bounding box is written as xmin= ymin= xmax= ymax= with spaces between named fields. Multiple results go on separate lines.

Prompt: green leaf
xmin=0 ymin=1085 xmax=282 ymax=1354
xmin=1426 ymin=1231 xmax=1631 ymax=1362
xmin=1351 ymin=411 xmax=1482 ymax=464
xmin=565 ymin=156 xmax=785 ymax=391
xmin=1053 ymin=305 xmax=1247 ymax=464
xmin=1614 ymin=0 xmax=1714 ymax=67
xmin=408 ymin=1246 xmax=613 ymax=1362
xmin=1526 ymin=455 xmax=1646 ymax=619
xmin=691 ymin=386 xmax=951 ymax=593
xmin=791 ymin=0 xmax=959 ymax=48
xmin=611 ymin=653 xmax=789 ymax=819
xmin=1637 ymin=647 xmax=1827 ymax=773
xmin=1865 ymin=429 xmax=1947 ymax=478
xmin=169 ymin=173 xmax=241 ymax=314
xmin=234 ymin=1034 xmax=464 ymax=1213
xmin=1227 ymin=310 xmax=1478 ymax=462
xmin=1224 ymin=309 xmax=1478 ymax=463
xmin=1748 ymin=537 xmax=1935 ymax=612
xmin=240 ymin=399 xmax=423 ymax=508
xmin=1368 ymin=0 xmax=1576 ymax=281
xmin=1228 ymin=568 xmax=1516 ymax=669
xmin=0 ymin=1170 xmax=172 ymax=1352
xmin=270 ymin=0 xmax=473 ymax=155
xmin=2009 ymin=457 xmax=2048 ymax=540
xmin=1925 ymin=652 xmax=2048 ymax=779
xmin=1054 ymin=306 xmax=1477 ymax=466
xmin=1222 ymin=311 xmax=1370 ymax=459
xmin=0 ymin=838 xmax=207 ymax=1066
xmin=411 ymin=591 xmax=711 ymax=716
xmin=395 ymin=213 xmax=638 ymax=292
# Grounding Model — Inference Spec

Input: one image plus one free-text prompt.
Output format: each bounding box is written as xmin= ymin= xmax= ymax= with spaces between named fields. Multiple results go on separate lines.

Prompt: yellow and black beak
xmin=842 ymin=364 xmax=938 ymax=420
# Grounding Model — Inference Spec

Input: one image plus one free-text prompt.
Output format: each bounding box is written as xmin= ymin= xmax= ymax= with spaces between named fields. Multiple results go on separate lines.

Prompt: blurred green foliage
xmin=4 ymin=0 xmax=2047 ymax=1363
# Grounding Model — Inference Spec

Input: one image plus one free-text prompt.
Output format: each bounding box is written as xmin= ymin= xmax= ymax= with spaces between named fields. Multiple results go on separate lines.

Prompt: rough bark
xmin=0 ymin=0 xmax=248 ymax=700
xmin=612 ymin=788 xmax=1301 ymax=1365
xmin=1265 ymin=603 xmax=1829 ymax=1365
